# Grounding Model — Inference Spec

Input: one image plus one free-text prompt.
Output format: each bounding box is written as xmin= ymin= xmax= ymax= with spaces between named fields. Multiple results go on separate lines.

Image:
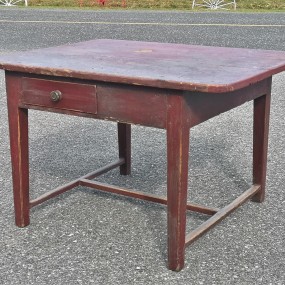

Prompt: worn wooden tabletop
xmin=0 ymin=39 xmax=285 ymax=93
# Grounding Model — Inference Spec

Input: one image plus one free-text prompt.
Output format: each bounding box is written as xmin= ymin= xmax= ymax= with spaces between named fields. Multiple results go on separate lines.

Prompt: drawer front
xmin=21 ymin=77 xmax=97 ymax=114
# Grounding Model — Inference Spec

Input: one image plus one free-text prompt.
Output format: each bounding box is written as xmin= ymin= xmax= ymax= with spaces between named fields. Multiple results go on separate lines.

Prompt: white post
xmin=25 ymin=0 xmax=28 ymax=6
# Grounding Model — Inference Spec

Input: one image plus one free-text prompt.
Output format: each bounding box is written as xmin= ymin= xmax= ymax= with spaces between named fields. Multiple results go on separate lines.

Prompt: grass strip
xmin=23 ymin=0 xmax=285 ymax=10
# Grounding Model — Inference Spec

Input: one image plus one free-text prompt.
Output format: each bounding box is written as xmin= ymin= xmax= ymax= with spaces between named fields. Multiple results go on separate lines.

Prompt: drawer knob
xmin=50 ymin=90 xmax=62 ymax=102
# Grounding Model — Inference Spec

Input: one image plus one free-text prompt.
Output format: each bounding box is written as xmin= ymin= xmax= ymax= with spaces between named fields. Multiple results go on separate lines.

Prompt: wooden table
xmin=1 ymin=39 xmax=285 ymax=271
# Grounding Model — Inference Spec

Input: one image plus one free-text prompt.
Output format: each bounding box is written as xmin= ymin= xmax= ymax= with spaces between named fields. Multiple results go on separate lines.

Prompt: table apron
xmin=184 ymin=78 xmax=272 ymax=128
xmin=7 ymin=72 xmax=272 ymax=130
xmin=15 ymin=74 xmax=173 ymax=129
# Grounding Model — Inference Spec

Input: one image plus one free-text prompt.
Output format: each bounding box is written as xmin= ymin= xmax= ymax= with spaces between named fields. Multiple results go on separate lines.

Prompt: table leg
xmin=252 ymin=81 xmax=272 ymax=203
xmin=7 ymin=102 xmax=30 ymax=227
xmin=118 ymin=122 xmax=131 ymax=175
xmin=6 ymin=74 xmax=30 ymax=227
xmin=166 ymin=96 xmax=189 ymax=271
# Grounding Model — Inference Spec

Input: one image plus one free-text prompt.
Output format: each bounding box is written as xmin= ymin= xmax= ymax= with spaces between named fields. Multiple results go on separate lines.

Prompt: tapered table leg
xmin=252 ymin=78 xmax=272 ymax=203
xmin=118 ymin=122 xmax=131 ymax=175
xmin=166 ymin=95 xmax=189 ymax=271
xmin=6 ymin=74 xmax=30 ymax=227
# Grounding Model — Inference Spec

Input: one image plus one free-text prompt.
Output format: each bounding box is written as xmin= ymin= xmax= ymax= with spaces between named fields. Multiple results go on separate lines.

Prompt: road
xmin=0 ymin=8 xmax=284 ymax=285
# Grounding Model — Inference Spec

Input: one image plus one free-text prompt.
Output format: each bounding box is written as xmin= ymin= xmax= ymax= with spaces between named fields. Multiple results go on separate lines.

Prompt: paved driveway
xmin=0 ymin=8 xmax=284 ymax=285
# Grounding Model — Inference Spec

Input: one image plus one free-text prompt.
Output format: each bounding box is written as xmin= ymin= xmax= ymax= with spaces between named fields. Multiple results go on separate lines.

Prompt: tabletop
xmin=0 ymin=39 xmax=285 ymax=93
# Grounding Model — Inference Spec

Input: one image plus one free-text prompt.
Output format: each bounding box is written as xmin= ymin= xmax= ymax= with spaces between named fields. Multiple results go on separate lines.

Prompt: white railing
xmin=0 ymin=0 xmax=28 ymax=6
xmin=192 ymin=0 xmax=236 ymax=10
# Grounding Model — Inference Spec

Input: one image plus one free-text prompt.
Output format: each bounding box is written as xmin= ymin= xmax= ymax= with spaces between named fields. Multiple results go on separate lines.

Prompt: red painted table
xmin=1 ymin=39 xmax=285 ymax=271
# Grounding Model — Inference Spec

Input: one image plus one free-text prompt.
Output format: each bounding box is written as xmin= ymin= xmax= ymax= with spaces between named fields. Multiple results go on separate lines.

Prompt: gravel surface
xmin=0 ymin=8 xmax=284 ymax=285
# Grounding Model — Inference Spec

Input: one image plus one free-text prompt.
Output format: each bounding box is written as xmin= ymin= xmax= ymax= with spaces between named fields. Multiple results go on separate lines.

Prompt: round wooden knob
xmin=50 ymin=90 xmax=62 ymax=102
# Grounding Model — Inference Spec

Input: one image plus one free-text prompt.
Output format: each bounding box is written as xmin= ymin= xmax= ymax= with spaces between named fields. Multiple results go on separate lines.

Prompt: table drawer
xmin=21 ymin=77 xmax=97 ymax=114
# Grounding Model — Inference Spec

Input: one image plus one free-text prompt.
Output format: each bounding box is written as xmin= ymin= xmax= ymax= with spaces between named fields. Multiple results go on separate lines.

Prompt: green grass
xmin=25 ymin=0 xmax=285 ymax=11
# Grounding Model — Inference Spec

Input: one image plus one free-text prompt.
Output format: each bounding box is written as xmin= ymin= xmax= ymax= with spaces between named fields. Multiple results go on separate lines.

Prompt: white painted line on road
xmin=0 ymin=19 xmax=284 ymax=27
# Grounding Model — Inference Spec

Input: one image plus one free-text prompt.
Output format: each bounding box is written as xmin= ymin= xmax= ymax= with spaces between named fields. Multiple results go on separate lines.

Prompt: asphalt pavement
xmin=0 ymin=8 xmax=284 ymax=285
